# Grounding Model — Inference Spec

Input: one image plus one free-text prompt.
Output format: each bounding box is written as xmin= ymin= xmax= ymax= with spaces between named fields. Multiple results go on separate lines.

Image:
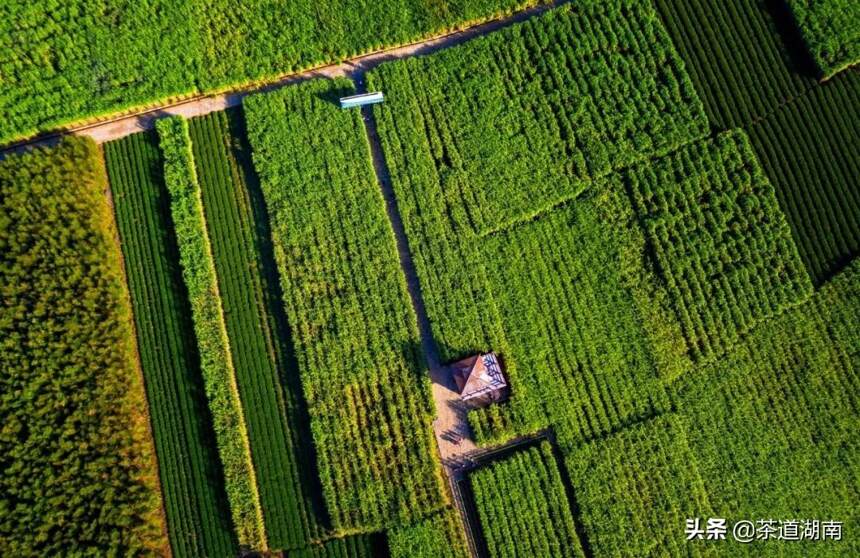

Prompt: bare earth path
xmin=1 ymin=0 xmax=563 ymax=159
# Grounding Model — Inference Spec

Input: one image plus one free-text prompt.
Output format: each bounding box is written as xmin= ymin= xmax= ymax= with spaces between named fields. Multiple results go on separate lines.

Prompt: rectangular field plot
xmin=469 ymin=442 xmax=586 ymax=558
xmin=786 ymin=0 xmax=860 ymax=78
xmin=243 ymin=78 xmax=445 ymax=531
xmin=623 ymin=130 xmax=812 ymax=363
xmin=674 ymin=262 xmax=860 ymax=556
xmin=367 ymin=0 xmax=707 ymax=236
xmin=105 ymin=132 xmax=237 ymax=557
xmin=565 ymin=415 xmax=712 ymax=557
xmin=470 ymin=187 xmax=678 ymax=447
xmin=189 ymin=109 xmax=329 ymax=549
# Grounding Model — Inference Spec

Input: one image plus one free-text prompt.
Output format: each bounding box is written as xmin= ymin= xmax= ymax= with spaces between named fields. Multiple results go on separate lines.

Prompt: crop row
xmin=654 ymin=0 xmax=817 ymax=128
xmin=188 ymin=109 xmax=328 ymax=549
xmin=1 ymin=0 xmax=544 ymax=145
xmin=243 ymin=79 xmax=445 ymax=531
xmin=470 ymin=442 xmax=585 ymax=558
xmin=105 ymin=132 xmax=237 ymax=557
xmin=0 ymin=138 xmax=165 ymax=555
xmin=565 ymin=414 xmax=712 ymax=557
xmin=785 ymin=0 xmax=860 ymax=78
xmin=673 ymin=260 xmax=860 ymax=556
xmin=747 ymin=72 xmax=860 ymax=283
xmin=287 ymin=534 xmax=380 ymax=558
xmin=386 ymin=509 xmax=469 ymax=558
xmin=155 ymin=116 xmax=265 ymax=549
xmin=624 ymin=130 xmax=812 ymax=363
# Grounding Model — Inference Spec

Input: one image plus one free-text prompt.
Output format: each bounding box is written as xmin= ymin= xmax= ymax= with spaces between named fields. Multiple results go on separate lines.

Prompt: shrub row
xmin=386 ymin=509 xmax=469 ymax=558
xmin=0 ymin=137 xmax=165 ymax=555
xmin=470 ymin=442 xmax=586 ymax=558
xmin=156 ymin=116 xmax=265 ymax=549
xmin=243 ymin=79 xmax=445 ymax=531
xmin=105 ymin=131 xmax=238 ymax=557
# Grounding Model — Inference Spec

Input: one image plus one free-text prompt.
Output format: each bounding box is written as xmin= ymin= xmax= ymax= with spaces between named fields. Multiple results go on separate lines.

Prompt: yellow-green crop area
xmin=2 ymin=0 xmax=858 ymax=556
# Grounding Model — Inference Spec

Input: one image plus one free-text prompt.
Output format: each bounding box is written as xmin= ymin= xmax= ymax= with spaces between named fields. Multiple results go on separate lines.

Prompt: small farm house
xmin=451 ymin=352 xmax=507 ymax=404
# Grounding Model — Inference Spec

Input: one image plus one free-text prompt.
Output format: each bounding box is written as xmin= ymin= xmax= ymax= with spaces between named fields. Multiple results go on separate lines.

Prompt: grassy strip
xmin=106 ymin=131 xmax=237 ymax=557
xmin=189 ymin=109 xmax=328 ymax=549
xmin=470 ymin=442 xmax=586 ymax=558
xmin=155 ymin=116 xmax=265 ymax=549
xmin=244 ymin=78 xmax=445 ymax=531
xmin=0 ymin=137 xmax=166 ymax=555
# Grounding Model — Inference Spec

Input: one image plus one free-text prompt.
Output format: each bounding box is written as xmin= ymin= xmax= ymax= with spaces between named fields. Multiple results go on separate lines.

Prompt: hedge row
xmin=243 ymin=79 xmax=445 ymax=531
xmin=0 ymin=137 xmax=165 ymax=555
xmin=156 ymin=116 xmax=265 ymax=549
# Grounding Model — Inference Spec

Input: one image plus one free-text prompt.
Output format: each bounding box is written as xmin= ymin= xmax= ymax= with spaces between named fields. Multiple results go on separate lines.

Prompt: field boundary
xmin=0 ymin=0 xmax=568 ymax=159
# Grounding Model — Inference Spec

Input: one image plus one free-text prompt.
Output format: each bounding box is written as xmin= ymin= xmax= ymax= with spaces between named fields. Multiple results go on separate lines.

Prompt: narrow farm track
xmin=0 ymin=0 xmax=565 ymax=159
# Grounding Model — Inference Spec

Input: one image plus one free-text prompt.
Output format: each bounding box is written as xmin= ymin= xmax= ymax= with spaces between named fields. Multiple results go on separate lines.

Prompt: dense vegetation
xmin=106 ymin=131 xmax=237 ymax=557
xmin=0 ymin=138 xmax=165 ymax=554
xmin=287 ymin=534 xmax=382 ymax=558
xmin=369 ymin=0 xmax=707 ymax=235
xmin=0 ymin=0 xmax=544 ymax=145
xmin=244 ymin=79 xmax=445 ymax=531
xmin=748 ymin=72 xmax=860 ymax=282
xmin=625 ymin=131 xmax=812 ymax=362
xmin=673 ymin=261 xmax=860 ymax=556
xmin=387 ymin=510 xmax=469 ymax=558
xmin=470 ymin=442 xmax=585 ymax=558
xmin=655 ymin=0 xmax=860 ymax=283
xmin=565 ymin=415 xmax=712 ymax=557
xmin=156 ymin=116 xmax=265 ymax=549
xmin=189 ymin=109 xmax=328 ymax=549
xmin=786 ymin=0 xmax=860 ymax=78
xmin=367 ymin=0 xmax=707 ymax=365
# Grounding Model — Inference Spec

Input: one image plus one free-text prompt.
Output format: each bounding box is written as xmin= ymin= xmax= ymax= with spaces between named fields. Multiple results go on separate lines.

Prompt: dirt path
xmin=1 ymin=1 xmax=562 ymax=159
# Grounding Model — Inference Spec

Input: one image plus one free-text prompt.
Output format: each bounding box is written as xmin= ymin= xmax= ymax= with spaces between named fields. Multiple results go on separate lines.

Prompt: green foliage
xmin=243 ymin=79 xmax=445 ymax=531
xmin=0 ymin=0 xmax=543 ymax=145
xmin=0 ymin=137 xmax=165 ymax=555
xmin=470 ymin=186 xmax=677 ymax=447
xmin=655 ymin=0 xmax=860 ymax=283
xmin=565 ymin=415 xmax=712 ymax=557
xmin=369 ymin=0 xmax=707 ymax=235
xmin=105 ymin=130 xmax=237 ymax=557
xmin=625 ymin=130 xmax=812 ymax=362
xmin=786 ymin=0 xmax=860 ymax=78
xmin=747 ymin=72 xmax=860 ymax=284
xmin=653 ymin=0 xmax=818 ymax=129
xmin=156 ymin=116 xmax=266 ymax=549
xmin=286 ymin=534 xmax=380 ymax=558
xmin=387 ymin=509 xmax=469 ymax=558
xmin=470 ymin=442 xmax=586 ymax=558
xmin=189 ymin=109 xmax=328 ymax=549
xmin=673 ymin=261 xmax=860 ymax=556
xmin=367 ymin=0 xmax=707 ymax=365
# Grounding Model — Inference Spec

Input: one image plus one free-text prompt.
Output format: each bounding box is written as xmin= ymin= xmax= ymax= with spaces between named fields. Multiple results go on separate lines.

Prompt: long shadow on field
xmin=762 ymin=0 xmax=820 ymax=80
xmin=225 ymin=108 xmax=332 ymax=534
